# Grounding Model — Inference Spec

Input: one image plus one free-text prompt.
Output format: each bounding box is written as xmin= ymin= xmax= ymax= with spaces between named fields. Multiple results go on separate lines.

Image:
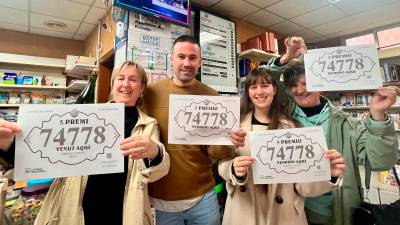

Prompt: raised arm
xmin=356 ymin=86 xmax=400 ymax=169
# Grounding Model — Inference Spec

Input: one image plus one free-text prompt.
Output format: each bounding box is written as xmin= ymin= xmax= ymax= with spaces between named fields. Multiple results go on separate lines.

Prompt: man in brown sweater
xmin=142 ymin=35 xmax=231 ymax=225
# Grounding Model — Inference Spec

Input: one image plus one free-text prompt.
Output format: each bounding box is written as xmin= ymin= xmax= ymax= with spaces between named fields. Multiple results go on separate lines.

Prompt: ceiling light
xmin=43 ymin=20 xmax=67 ymax=29
xmin=328 ymin=0 xmax=341 ymax=3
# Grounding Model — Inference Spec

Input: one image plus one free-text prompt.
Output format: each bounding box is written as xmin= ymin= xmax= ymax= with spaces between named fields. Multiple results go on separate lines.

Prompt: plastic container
xmin=0 ymin=92 xmax=8 ymax=104
xmin=27 ymin=179 xmax=53 ymax=187
xmin=10 ymin=184 xmax=50 ymax=225
xmin=8 ymin=92 xmax=21 ymax=104
xmin=20 ymin=92 xmax=31 ymax=104
xmin=3 ymin=72 xmax=17 ymax=85
xmin=22 ymin=76 xmax=33 ymax=85
xmin=16 ymin=75 xmax=24 ymax=85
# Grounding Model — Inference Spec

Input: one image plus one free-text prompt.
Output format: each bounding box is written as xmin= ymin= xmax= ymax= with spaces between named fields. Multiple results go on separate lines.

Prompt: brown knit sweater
xmin=142 ymin=78 xmax=232 ymax=200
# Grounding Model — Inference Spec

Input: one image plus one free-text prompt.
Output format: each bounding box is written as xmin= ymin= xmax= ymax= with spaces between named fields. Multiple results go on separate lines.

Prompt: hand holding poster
xmin=304 ymin=44 xmax=382 ymax=91
xmin=168 ymin=95 xmax=240 ymax=145
xmin=250 ymin=127 xmax=330 ymax=184
xmin=15 ymin=104 xmax=124 ymax=180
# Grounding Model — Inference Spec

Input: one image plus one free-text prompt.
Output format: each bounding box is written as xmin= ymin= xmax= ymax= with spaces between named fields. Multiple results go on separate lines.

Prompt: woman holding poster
xmin=218 ymin=67 xmax=345 ymax=225
xmin=0 ymin=61 xmax=169 ymax=225
xmin=262 ymin=36 xmax=399 ymax=225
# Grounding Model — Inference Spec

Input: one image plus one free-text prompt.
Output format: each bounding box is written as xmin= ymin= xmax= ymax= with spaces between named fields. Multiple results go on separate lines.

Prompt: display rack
xmin=383 ymin=81 xmax=400 ymax=86
xmin=0 ymin=53 xmax=65 ymax=69
xmin=0 ymin=84 xmax=66 ymax=90
xmin=66 ymin=80 xmax=89 ymax=93
xmin=0 ymin=104 xmax=23 ymax=108
xmin=66 ymin=64 xmax=96 ymax=79
xmin=339 ymin=105 xmax=400 ymax=111
xmin=378 ymin=46 xmax=400 ymax=60
xmin=0 ymin=53 xmax=67 ymax=108
xmin=238 ymin=48 xmax=279 ymax=62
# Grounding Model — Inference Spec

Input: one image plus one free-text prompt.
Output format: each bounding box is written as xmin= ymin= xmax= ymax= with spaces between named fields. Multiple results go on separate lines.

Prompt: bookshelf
xmin=238 ymin=49 xmax=280 ymax=94
xmin=378 ymin=46 xmax=400 ymax=61
xmin=339 ymin=105 xmax=400 ymax=111
xmin=66 ymin=80 xmax=88 ymax=93
xmin=0 ymin=53 xmax=65 ymax=69
xmin=379 ymin=46 xmax=400 ymax=84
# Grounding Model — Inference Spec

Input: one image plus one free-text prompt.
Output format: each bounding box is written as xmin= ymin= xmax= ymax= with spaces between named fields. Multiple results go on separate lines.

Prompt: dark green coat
xmin=261 ymin=57 xmax=398 ymax=225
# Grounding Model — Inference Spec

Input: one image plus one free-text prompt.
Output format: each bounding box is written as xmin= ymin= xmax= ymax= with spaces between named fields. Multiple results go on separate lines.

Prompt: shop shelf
xmin=66 ymin=80 xmax=89 ymax=93
xmin=383 ymin=81 xmax=400 ymax=87
xmin=238 ymin=48 xmax=279 ymax=62
xmin=379 ymin=46 xmax=400 ymax=60
xmin=0 ymin=103 xmax=60 ymax=108
xmin=66 ymin=64 xmax=96 ymax=79
xmin=339 ymin=105 xmax=400 ymax=110
xmin=0 ymin=104 xmax=21 ymax=108
xmin=0 ymin=53 xmax=65 ymax=69
xmin=379 ymin=46 xmax=400 ymax=65
xmin=0 ymin=84 xmax=66 ymax=90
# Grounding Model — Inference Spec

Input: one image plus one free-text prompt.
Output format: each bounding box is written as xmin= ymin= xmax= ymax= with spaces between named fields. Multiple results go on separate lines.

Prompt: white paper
xmin=250 ymin=127 xmax=331 ymax=184
xmin=128 ymin=11 xmax=171 ymax=71
xmin=304 ymin=44 xmax=382 ymax=91
xmin=128 ymin=11 xmax=172 ymax=51
xmin=115 ymin=41 xmax=127 ymax=69
xmin=168 ymin=95 xmax=240 ymax=145
xmin=15 ymin=103 xmax=124 ymax=180
xmin=199 ymin=11 xmax=237 ymax=93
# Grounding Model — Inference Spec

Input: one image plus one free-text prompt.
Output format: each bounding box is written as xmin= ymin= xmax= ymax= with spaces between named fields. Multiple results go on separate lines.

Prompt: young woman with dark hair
xmin=218 ymin=67 xmax=345 ymax=225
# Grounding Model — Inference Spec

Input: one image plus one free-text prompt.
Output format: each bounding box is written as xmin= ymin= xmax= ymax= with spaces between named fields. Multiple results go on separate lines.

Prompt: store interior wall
xmin=0 ymin=29 xmax=85 ymax=59
xmin=235 ymin=19 xmax=277 ymax=44
xmin=84 ymin=11 xmax=116 ymax=59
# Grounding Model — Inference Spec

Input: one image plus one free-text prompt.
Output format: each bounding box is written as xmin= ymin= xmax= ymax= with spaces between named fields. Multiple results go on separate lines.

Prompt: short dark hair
xmin=283 ymin=63 xmax=305 ymax=88
xmin=172 ymin=35 xmax=201 ymax=50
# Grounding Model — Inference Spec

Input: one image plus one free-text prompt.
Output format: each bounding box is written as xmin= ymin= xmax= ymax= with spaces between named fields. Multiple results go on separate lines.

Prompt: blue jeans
xmin=155 ymin=190 xmax=221 ymax=225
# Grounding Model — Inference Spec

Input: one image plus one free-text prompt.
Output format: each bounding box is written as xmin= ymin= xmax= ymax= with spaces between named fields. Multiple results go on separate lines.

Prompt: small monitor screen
xmin=115 ymin=0 xmax=190 ymax=25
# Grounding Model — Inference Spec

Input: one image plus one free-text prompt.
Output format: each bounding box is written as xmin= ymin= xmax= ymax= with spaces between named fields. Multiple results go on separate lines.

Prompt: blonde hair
xmin=109 ymin=61 xmax=148 ymax=104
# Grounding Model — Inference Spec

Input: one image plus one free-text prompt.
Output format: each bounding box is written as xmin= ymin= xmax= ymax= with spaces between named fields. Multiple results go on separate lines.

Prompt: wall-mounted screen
xmin=114 ymin=0 xmax=190 ymax=26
